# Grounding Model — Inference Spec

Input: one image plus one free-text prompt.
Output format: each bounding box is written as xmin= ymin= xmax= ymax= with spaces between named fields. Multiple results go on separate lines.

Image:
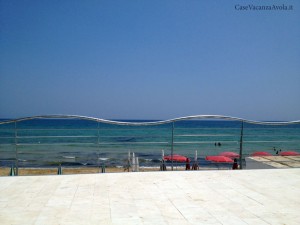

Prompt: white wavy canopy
xmin=0 ymin=114 xmax=300 ymax=126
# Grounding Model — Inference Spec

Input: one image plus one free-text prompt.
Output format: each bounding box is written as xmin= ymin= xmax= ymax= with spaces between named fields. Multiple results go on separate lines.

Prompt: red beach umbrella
xmin=251 ymin=151 xmax=272 ymax=157
xmin=164 ymin=154 xmax=188 ymax=162
xmin=206 ymin=156 xmax=234 ymax=163
xmin=219 ymin=152 xmax=239 ymax=158
xmin=279 ymin=151 xmax=300 ymax=156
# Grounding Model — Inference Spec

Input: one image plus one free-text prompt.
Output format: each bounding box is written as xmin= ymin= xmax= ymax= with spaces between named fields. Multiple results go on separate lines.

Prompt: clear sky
xmin=1 ymin=0 xmax=299 ymax=121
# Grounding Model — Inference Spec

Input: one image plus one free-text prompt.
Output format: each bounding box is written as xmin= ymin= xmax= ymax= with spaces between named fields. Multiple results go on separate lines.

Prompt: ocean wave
xmin=63 ymin=156 xmax=76 ymax=159
xmin=98 ymin=158 xmax=109 ymax=161
xmin=17 ymin=159 xmax=27 ymax=162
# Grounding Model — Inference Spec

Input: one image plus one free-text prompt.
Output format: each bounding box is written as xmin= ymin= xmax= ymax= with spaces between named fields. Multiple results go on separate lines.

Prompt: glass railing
xmin=0 ymin=115 xmax=299 ymax=175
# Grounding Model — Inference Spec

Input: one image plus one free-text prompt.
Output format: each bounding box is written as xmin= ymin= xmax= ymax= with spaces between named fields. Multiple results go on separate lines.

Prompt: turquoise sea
xmin=0 ymin=118 xmax=300 ymax=168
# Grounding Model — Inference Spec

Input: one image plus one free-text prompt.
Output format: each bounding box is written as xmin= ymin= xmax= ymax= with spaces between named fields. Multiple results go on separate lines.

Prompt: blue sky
xmin=1 ymin=0 xmax=299 ymax=120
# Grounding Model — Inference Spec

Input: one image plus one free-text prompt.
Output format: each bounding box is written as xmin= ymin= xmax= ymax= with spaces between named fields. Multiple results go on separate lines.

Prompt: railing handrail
xmin=0 ymin=114 xmax=300 ymax=126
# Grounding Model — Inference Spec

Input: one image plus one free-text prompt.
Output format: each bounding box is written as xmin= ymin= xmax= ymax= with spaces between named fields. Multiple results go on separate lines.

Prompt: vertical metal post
xmin=239 ymin=121 xmax=244 ymax=169
xmin=97 ymin=121 xmax=100 ymax=149
xmin=97 ymin=121 xmax=101 ymax=169
xmin=171 ymin=122 xmax=174 ymax=171
xmin=14 ymin=122 xmax=18 ymax=175
xmin=57 ymin=164 xmax=62 ymax=175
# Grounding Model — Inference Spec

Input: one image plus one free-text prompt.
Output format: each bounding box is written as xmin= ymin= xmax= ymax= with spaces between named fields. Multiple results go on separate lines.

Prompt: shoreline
xmin=1 ymin=156 xmax=300 ymax=176
xmin=0 ymin=165 xmax=228 ymax=176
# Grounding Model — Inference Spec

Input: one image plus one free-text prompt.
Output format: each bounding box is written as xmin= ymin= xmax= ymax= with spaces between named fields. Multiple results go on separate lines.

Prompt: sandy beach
xmin=0 ymin=166 xmax=159 ymax=176
xmin=1 ymin=156 xmax=300 ymax=176
xmin=0 ymin=165 xmax=225 ymax=176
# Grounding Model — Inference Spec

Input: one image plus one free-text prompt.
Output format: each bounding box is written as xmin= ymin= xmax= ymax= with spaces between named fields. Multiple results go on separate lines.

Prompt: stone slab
xmin=0 ymin=169 xmax=300 ymax=224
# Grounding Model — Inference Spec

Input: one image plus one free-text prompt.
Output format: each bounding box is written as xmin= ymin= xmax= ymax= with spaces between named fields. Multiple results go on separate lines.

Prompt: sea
xmin=0 ymin=118 xmax=300 ymax=169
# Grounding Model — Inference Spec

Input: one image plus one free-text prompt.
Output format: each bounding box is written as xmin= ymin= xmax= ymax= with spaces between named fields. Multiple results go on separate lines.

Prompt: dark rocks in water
xmin=45 ymin=161 xmax=61 ymax=166
xmin=151 ymin=159 xmax=161 ymax=163
xmin=97 ymin=152 xmax=109 ymax=157
xmin=0 ymin=157 xmax=16 ymax=161
xmin=115 ymin=137 xmax=136 ymax=142
xmin=109 ymin=161 xmax=118 ymax=166
xmin=138 ymin=153 xmax=152 ymax=157
xmin=61 ymin=151 xmax=80 ymax=155
xmin=62 ymin=162 xmax=85 ymax=166
xmin=45 ymin=161 xmax=84 ymax=167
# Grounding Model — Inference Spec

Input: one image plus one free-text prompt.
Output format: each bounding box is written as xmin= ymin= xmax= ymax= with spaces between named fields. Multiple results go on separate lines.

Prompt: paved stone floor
xmin=0 ymin=169 xmax=299 ymax=225
xmin=247 ymin=156 xmax=300 ymax=169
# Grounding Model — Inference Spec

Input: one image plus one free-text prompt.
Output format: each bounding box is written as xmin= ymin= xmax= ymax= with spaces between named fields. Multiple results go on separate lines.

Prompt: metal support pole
xmin=57 ymin=164 xmax=62 ymax=175
xmin=136 ymin=157 xmax=139 ymax=172
xmin=97 ymin=121 xmax=100 ymax=166
xmin=132 ymin=152 xmax=135 ymax=172
xmin=9 ymin=165 xmax=15 ymax=176
xmin=171 ymin=122 xmax=174 ymax=171
xmin=14 ymin=122 xmax=18 ymax=175
xmin=101 ymin=164 xmax=106 ymax=173
xmin=239 ymin=121 xmax=244 ymax=169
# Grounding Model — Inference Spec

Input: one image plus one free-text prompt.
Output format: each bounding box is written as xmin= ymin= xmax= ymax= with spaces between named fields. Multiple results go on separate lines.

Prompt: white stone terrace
xmin=0 ymin=169 xmax=299 ymax=225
